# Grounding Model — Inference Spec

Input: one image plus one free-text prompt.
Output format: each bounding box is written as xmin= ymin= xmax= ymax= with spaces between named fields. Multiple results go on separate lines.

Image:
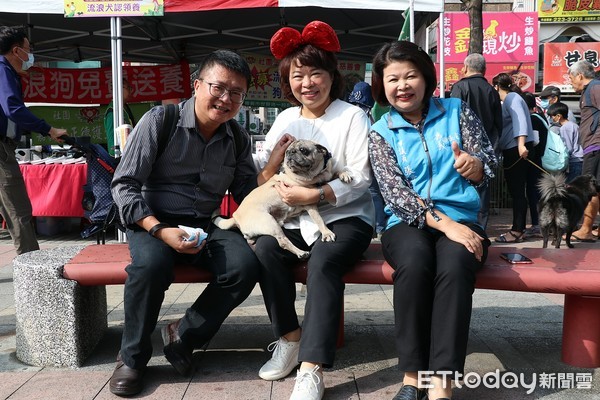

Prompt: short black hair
xmin=371 ymin=41 xmax=437 ymax=107
xmin=0 ymin=26 xmax=28 ymax=55
xmin=547 ymin=101 xmax=569 ymax=118
xmin=521 ymin=91 xmax=537 ymax=110
xmin=196 ymin=50 xmax=252 ymax=90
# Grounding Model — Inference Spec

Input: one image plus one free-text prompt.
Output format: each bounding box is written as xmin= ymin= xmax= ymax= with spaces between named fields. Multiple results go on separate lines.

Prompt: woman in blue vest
xmin=368 ymin=41 xmax=496 ymax=400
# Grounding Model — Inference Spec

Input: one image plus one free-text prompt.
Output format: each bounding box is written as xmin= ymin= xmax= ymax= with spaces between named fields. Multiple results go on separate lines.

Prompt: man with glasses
xmin=109 ymin=50 xmax=267 ymax=396
xmin=0 ymin=26 xmax=67 ymax=254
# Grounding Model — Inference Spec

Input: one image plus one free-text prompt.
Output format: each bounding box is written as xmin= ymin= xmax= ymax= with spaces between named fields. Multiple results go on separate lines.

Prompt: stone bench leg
xmin=562 ymin=294 xmax=600 ymax=368
xmin=13 ymin=245 xmax=108 ymax=368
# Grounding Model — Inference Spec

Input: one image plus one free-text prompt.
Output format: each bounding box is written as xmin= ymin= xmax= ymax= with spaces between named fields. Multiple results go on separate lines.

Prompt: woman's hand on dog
xmin=259 ymin=134 xmax=295 ymax=184
xmin=275 ymin=181 xmax=326 ymax=206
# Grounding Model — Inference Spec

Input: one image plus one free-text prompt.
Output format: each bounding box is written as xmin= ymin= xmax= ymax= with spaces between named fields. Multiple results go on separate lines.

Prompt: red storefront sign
xmin=437 ymin=62 xmax=536 ymax=93
xmin=23 ymin=63 xmax=191 ymax=104
xmin=441 ymin=12 xmax=538 ymax=64
xmin=543 ymin=42 xmax=600 ymax=93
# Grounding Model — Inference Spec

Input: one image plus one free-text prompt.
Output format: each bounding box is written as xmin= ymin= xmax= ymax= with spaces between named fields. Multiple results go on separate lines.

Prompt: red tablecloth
xmin=19 ymin=163 xmax=87 ymax=217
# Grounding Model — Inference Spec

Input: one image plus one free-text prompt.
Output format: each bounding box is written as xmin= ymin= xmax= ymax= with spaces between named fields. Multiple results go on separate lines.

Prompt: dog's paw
xmin=321 ymin=231 xmax=336 ymax=242
xmin=297 ymin=251 xmax=310 ymax=259
xmin=338 ymin=170 xmax=353 ymax=183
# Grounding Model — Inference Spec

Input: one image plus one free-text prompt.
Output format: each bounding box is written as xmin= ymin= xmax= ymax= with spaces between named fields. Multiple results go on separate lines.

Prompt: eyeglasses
xmin=198 ymin=78 xmax=246 ymax=104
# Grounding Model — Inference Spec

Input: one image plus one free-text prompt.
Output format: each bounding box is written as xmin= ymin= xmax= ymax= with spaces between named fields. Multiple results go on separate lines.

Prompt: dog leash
xmin=503 ymin=157 xmax=550 ymax=176
xmin=525 ymin=158 xmax=551 ymax=175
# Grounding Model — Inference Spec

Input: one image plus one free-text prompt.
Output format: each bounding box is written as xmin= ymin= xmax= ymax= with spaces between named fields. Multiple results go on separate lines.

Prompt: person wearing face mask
xmin=538 ymin=85 xmax=577 ymax=125
xmin=0 ymin=26 xmax=67 ymax=254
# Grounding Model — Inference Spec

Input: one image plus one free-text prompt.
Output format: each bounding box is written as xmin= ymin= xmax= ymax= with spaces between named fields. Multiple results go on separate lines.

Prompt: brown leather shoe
xmin=162 ymin=319 xmax=194 ymax=376
xmin=109 ymin=359 xmax=145 ymax=396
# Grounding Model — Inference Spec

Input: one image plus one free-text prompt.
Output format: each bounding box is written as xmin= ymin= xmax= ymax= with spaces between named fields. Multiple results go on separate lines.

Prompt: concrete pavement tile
xmin=6 ymin=370 xmax=109 ymax=399
xmin=184 ymin=369 xmax=271 ymax=400
xmin=318 ymin=370 xmax=359 ymax=399
xmin=0 ymin=371 xmax=38 ymax=398
xmin=334 ymin=325 xmax=396 ymax=371
xmin=353 ymin=368 xmax=405 ymax=399
xmin=271 ymin=375 xmax=297 ymax=399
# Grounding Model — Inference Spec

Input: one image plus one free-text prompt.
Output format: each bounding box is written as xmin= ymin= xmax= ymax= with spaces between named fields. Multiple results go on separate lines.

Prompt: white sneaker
xmin=258 ymin=337 xmax=300 ymax=380
xmin=289 ymin=365 xmax=324 ymax=400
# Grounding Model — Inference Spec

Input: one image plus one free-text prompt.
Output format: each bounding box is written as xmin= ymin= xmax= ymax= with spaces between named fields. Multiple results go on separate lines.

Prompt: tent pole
xmin=409 ymin=0 xmax=415 ymax=42
xmin=111 ymin=16 xmax=124 ymax=144
xmin=111 ymin=17 xmax=126 ymax=243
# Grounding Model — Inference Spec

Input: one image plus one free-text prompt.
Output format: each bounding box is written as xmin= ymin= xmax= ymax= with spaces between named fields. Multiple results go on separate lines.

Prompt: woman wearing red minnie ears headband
xmin=253 ymin=21 xmax=375 ymax=400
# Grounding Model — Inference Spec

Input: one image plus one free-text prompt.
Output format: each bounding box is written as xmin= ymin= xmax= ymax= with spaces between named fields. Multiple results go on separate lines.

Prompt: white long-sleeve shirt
xmin=255 ymin=99 xmax=375 ymax=244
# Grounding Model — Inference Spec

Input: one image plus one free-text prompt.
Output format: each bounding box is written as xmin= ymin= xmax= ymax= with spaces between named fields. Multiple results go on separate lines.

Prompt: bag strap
xmin=228 ymin=119 xmax=245 ymax=159
xmin=157 ymin=104 xmax=179 ymax=161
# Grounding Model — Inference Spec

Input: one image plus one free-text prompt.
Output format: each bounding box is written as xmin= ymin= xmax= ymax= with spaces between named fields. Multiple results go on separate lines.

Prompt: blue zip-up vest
xmin=372 ymin=97 xmax=480 ymax=229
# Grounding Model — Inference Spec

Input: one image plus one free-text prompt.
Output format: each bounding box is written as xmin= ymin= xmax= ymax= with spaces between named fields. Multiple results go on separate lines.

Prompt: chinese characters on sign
xmin=23 ymin=63 xmax=191 ymax=104
xmin=437 ymin=63 xmax=535 ymax=93
xmin=441 ymin=12 xmax=538 ymax=63
xmin=64 ymin=0 xmax=164 ymax=17
xmin=543 ymin=42 xmax=600 ymax=93
xmin=538 ymin=0 xmax=600 ymax=23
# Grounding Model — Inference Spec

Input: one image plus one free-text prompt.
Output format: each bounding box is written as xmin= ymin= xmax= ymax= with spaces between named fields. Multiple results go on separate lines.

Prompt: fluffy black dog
xmin=537 ymin=173 xmax=599 ymax=248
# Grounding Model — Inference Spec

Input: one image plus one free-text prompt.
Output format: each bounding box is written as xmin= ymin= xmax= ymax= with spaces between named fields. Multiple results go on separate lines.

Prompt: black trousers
xmin=503 ymin=143 xmax=534 ymax=232
xmin=381 ymin=222 xmax=489 ymax=374
xmin=254 ymin=217 xmax=372 ymax=367
xmin=119 ymin=220 xmax=261 ymax=370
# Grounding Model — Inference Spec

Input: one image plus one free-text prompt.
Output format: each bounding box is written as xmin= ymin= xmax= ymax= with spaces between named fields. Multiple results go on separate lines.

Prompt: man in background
xmin=0 ymin=26 xmax=66 ymax=254
xmin=538 ymin=85 xmax=577 ymax=124
xmin=450 ymin=53 xmax=502 ymax=229
xmin=567 ymin=60 xmax=600 ymax=242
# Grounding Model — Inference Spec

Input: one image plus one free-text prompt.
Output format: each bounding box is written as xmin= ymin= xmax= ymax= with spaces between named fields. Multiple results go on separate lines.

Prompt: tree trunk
xmin=461 ymin=0 xmax=483 ymax=55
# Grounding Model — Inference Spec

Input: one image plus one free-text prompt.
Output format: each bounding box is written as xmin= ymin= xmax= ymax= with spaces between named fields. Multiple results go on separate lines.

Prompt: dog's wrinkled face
xmin=284 ymin=140 xmax=331 ymax=180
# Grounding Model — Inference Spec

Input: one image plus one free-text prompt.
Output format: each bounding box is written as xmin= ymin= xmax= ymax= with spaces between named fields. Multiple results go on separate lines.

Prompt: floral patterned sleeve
xmin=368 ymin=131 xmax=431 ymax=228
xmin=459 ymin=102 xmax=497 ymax=187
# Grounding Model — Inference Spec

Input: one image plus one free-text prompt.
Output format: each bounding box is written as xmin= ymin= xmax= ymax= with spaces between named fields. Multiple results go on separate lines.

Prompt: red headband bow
xmin=270 ymin=20 xmax=341 ymax=60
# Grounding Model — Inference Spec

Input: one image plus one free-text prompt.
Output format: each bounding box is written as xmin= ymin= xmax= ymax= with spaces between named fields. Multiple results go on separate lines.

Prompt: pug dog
xmin=538 ymin=173 xmax=599 ymax=248
xmin=213 ymin=139 xmax=352 ymax=259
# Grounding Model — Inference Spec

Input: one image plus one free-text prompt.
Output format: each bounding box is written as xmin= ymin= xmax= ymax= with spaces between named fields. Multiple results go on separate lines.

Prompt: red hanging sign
xmin=23 ymin=62 xmax=191 ymax=104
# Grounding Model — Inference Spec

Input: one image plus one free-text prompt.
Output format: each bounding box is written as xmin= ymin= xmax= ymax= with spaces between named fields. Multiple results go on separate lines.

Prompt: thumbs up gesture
xmin=452 ymin=141 xmax=483 ymax=183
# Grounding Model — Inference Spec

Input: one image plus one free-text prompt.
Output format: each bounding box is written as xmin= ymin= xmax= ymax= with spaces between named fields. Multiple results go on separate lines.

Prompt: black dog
xmin=537 ymin=173 xmax=599 ymax=248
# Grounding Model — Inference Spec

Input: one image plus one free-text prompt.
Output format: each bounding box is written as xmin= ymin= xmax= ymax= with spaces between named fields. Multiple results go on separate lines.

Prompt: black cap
xmin=539 ymin=86 xmax=561 ymax=98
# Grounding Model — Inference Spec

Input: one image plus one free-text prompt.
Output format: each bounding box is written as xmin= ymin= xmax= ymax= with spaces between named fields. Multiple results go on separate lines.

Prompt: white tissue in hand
xmin=178 ymin=225 xmax=208 ymax=247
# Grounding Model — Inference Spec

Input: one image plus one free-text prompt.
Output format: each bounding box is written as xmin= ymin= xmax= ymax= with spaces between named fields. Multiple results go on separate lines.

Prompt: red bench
xmin=63 ymin=244 xmax=600 ymax=368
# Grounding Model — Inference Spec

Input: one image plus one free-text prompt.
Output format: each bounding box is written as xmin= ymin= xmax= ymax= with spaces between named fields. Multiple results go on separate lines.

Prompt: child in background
xmin=547 ymin=102 xmax=584 ymax=182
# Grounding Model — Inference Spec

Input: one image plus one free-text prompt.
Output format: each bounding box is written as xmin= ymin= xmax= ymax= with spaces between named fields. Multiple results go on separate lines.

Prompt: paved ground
xmin=0 ymin=210 xmax=599 ymax=399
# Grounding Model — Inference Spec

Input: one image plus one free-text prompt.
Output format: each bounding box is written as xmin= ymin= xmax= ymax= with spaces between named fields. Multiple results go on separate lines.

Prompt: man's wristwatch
xmin=149 ymin=222 xmax=169 ymax=237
